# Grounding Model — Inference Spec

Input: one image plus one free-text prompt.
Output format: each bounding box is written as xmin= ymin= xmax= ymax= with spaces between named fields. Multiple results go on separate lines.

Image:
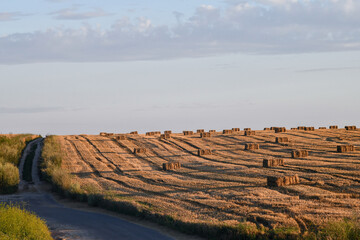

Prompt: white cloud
xmin=50 ymin=7 xmax=112 ymax=20
xmin=1 ymin=1 xmax=360 ymax=64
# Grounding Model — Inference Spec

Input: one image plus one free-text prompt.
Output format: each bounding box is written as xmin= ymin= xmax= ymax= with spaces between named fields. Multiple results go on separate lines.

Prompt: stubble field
xmin=58 ymin=128 xmax=360 ymax=233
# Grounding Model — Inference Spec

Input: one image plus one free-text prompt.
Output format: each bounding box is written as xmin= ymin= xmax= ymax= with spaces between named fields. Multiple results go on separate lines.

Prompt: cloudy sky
xmin=0 ymin=0 xmax=359 ymax=135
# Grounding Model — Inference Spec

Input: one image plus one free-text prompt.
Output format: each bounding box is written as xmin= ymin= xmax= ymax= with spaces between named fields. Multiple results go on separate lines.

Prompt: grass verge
xmin=0 ymin=134 xmax=39 ymax=193
xmin=0 ymin=203 xmax=53 ymax=240
xmin=41 ymin=135 xmax=360 ymax=240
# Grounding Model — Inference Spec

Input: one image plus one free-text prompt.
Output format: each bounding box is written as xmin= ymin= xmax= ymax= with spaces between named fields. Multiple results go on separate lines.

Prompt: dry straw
xmin=198 ymin=149 xmax=212 ymax=156
xmin=223 ymin=129 xmax=233 ymax=134
xmin=291 ymin=150 xmax=308 ymax=158
xmin=163 ymin=162 xmax=181 ymax=171
xmin=200 ymin=132 xmax=211 ymax=138
xmin=263 ymin=158 xmax=284 ymax=168
xmin=267 ymin=175 xmax=300 ymax=187
xmin=337 ymin=145 xmax=355 ymax=153
xmin=276 ymin=137 xmax=289 ymax=143
xmin=244 ymin=131 xmax=255 ymax=136
xmin=183 ymin=131 xmax=193 ymax=136
xmin=133 ymin=148 xmax=146 ymax=154
xmin=245 ymin=143 xmax=259 ymax=150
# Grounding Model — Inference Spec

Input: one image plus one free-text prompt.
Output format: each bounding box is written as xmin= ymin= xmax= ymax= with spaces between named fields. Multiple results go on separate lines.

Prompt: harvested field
xmin=58 ymin=128 xmax=360 ymax=233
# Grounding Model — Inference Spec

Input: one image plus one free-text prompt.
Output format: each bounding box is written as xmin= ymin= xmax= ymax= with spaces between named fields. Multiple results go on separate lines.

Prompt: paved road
xmin=1 ymin=138 xmax=174 ymax=240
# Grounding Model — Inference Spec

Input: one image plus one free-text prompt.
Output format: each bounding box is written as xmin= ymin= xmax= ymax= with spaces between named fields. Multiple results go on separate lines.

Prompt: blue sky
xmin=1 ymin=0 xmax=359 ymax=135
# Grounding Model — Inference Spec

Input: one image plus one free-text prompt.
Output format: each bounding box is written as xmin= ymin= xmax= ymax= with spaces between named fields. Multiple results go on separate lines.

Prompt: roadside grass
xmin=41 ymin=135 xmax=360 ymax=240
xmin=0 ymin=203 xmax=53 ymax=240
xmin=0 ymin=134 xmax=39 ymax=194
xmin=0 ymin=162 xmax=19 ymax=194
xmin=0 ymin=134 xmax=38 ymax=166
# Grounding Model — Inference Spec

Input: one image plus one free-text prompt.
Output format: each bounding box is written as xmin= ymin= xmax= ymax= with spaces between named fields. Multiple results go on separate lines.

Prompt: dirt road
xmin=1 ymin=138 xmax=176 ymax=240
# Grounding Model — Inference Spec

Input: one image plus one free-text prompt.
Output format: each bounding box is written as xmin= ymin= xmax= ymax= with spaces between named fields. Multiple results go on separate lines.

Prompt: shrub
xmin=0 ymin=135 xmax=38 ymax=166
xmin=317 ymin=217 xmax=360 ymax=240
xmin=0 ymin=162 xmax=20 ymax=194
xmin=0 ymin=203 xmax=53 ymax=240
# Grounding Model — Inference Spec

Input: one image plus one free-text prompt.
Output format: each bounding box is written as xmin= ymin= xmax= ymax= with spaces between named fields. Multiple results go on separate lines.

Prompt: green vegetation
xmin=314 ymin=217 xmax=360 ymax=240
xmin=0 ymin=162 xmax=20 ymax=194
xmin=0 ymin=203 xmax=53 ymax=240
xmin=41 ymin=136 xmax=360 ymax=240
xmin=0 ymin=134 xmax=37 ymax=166
xmin=0 ymin=134 xmax=39 ymax=193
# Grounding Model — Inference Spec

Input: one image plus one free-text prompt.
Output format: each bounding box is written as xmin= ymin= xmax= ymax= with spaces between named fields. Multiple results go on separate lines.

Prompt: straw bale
xmin=245 ymin=143 xmax=259 ymax=150
xmin=198 ymin=149 xmax=212 ymax=156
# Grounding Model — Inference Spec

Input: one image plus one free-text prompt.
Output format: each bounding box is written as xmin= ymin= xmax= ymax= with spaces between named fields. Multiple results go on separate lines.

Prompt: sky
xmin=0 ymin=0 xmax=359 ymax=135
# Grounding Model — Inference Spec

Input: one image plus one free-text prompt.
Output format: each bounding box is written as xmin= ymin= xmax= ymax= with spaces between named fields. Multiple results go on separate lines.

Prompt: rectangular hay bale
xmin=163 ymin=162 xmax=181 ymax=171
xmin=337 ymin=145 xmax=355 ymax=153
xmin=275 ymin=137 xmax=289 ymax=143
xmin=232 ymin=128 xmax=240 ymax=132
xmin=164 ymin=130 xmax=172 ymax=134
xmin=183 ymin=131 xmax=194 ymax=135
xmin=345 ymin=126 xmax=357 ymax=130
xmin=160 ymin=134 xmax=171 ymax=140
xmin=198 ymin=149 xmax=212 ymax=156
xmin=274 ymin=127 xmax=286 ymax=133
xmin=116 ymin=135 xmax=127 ymax=141
xmin=134 ymin=148 xmax=146 ymax=154
xmin=200 ymin=132 xmax=211 ymax=138
xmin=244 ymin=130 xmax=255 ymax=136
xmin=245 ymin=143 xmax=259 ymax=150
xmin=291 ymin=150 xmax=309 ymax=158
xmin=130 ymin=131 xmax=138 ymax=135
xmin=329 ymin=125 xmax=338 ymax=129
xmin=197 ymin=129 xmax=205 ymax=133
xmin=223 ymin=129 xmax=233 ymax=134
xmin=263 ymin=158 xmax=284 ymax=168
xmin=267 ymin=175 xmax=300 ymax=187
